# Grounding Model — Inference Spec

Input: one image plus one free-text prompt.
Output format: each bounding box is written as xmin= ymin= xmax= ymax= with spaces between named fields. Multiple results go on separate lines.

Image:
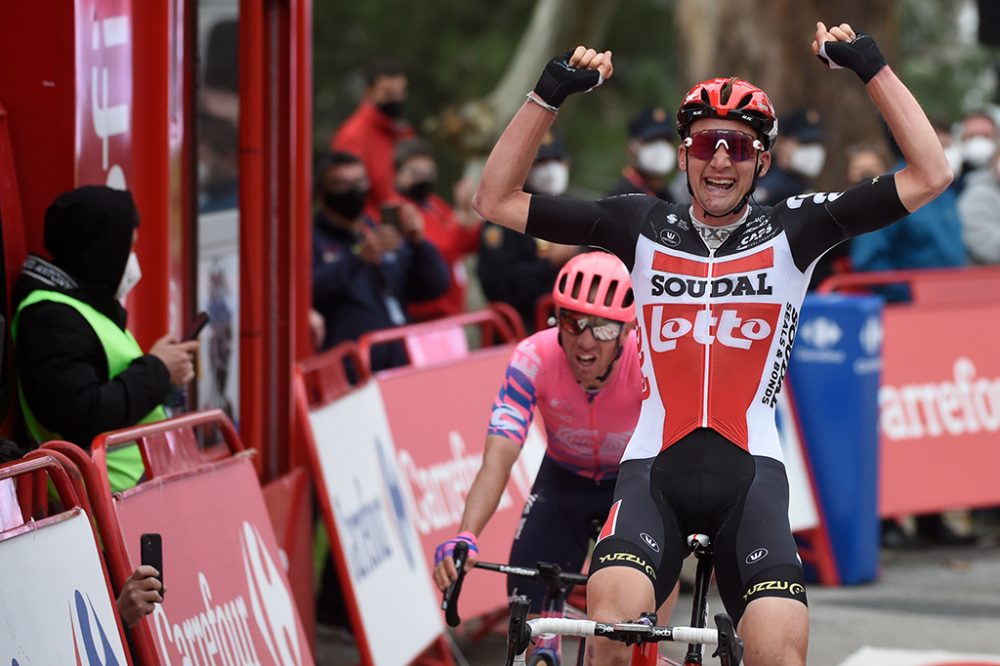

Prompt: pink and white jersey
xmin=488 ymin=327 xmax=642 ymax=480
xmin=525 ymin=176 xmax=910 ymax=462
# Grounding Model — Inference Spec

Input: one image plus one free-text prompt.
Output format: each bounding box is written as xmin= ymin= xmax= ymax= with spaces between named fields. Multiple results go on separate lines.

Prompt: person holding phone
xmin=394 ymin=138 xmax=482 ymax=321
xmin=12 ymin=186 xmax=199 ymax=492
xmin=312 ymin=150 xmax=449 ymax=370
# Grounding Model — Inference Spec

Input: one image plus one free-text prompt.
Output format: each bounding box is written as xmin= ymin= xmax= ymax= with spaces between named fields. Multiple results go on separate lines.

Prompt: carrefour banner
xmin=309 ymin=382 xmax=443 ymax=666
xmin=115 ymin=457 xmax=311 ymax=666
xmin=377 ymin=346 xmax=545 ymax=620
xmin=878 ymin=303 xmax=1000 ymax=516
xmin=1 ymin=509 xmax=129 ymax=665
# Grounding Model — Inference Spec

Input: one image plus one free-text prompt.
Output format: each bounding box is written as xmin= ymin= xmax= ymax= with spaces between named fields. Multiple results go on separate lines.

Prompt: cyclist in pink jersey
xmin=471 ymin=21 xmax=952 ymax=666
xmin=433 ymin=252 xmax=658 ymax=614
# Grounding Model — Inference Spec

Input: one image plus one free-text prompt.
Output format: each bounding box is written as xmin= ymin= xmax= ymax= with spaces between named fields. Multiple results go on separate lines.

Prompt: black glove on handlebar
xmin=533 ymin=50 xmax=603 ymax=109
xmin=816 ymin=33 xmax=886 ymax=84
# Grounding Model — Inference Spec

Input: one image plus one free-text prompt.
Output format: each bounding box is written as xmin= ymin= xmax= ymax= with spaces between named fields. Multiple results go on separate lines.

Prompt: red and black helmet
xmin=676 ymin=77 xmax=778 ymax=149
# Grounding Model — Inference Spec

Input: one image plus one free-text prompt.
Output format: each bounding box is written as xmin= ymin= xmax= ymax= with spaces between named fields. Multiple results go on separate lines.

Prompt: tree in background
xmin=313 ymin=0 xmax=994 ymax=196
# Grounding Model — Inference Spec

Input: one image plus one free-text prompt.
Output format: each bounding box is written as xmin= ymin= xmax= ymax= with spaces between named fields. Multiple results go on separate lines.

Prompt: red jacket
xmin=330 ymin=101 xmax=414 ymax=207
xmin=404 ymin=192 xmax=481 ymax=321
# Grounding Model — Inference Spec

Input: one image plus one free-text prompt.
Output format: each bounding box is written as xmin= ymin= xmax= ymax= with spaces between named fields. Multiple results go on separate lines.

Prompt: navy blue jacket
xmin=312 ymin=212 xmax=449 ymax=370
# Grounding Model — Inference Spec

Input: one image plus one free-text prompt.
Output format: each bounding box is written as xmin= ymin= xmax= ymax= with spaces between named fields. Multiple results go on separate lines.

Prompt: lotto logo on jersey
xmin=647 ymin=305 xmax=773 ymax=351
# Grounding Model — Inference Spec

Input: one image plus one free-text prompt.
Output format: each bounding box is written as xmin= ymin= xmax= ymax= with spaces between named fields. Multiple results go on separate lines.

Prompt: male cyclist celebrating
xmin=433 ymin=252 xmax=674 ymax=617
xmin=472 ymin=22 xmax=951 ymax=666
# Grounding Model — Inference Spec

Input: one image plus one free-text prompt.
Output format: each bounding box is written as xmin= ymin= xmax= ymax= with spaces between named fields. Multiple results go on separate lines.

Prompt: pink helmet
xmin=553 ymin=252 xmax=635 ymax=323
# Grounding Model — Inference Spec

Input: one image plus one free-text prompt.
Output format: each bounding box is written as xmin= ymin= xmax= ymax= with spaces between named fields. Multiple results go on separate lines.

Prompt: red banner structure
xmin=820 ymin=267 xmax=1000 ymax=517
xmin=79 ymin=411 xmax=313 ymax=666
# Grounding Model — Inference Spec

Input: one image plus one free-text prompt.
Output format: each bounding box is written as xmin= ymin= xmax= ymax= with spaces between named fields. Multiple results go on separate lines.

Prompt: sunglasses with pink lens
xmin=684 ymin=130 xmax=764 ymax=162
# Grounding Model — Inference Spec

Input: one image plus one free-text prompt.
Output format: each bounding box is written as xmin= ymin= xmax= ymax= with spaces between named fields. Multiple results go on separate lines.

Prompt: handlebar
xmin=504 ymin=596 xmax=743 ymax=666
xmin=440 ymin=544 xmax=589 ymax=628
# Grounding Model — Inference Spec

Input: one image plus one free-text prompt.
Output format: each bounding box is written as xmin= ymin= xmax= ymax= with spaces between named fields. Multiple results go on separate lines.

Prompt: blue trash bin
xmin=788 ymin=293 xmax=883 ymax=585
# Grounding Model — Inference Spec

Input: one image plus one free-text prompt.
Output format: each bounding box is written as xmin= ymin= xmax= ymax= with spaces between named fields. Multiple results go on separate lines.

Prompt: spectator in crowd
xmin=12 ymin=186 xmax=198 ymax=493
xmin=197 ymin=112 xmax=239 ymax=213
xmin=311 ymin=151 xmax=449 ymax=370
xmin=956 ymin=110 xmax=998 ymax=190
xmin=806 ymin=142 xmax=893 ymax=290
xmin=851 ymin=117 xmax=967 ymax=303
xmin=393 ymin=138 xmax=482 ymax=321
xmin=330 ymin=60 xmax=413 ymax=208
xmin=0 ymin=437 xmax=165 ymax=628
xmin=607 ymin=106 xmax=680 ymax=201
xmin=755 ymin=108 xmax=826 ymax=205
xmin=478 ymin=131 xmax=578 ymax=331
xmin=959 ymin=143 xmax=1000 ymax=265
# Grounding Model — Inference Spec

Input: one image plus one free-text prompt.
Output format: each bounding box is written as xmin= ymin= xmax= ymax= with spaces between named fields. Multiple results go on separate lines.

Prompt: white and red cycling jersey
xmin=488 ymin=326 xmax=642 ymax=480
xmin=526 ymin=175 xmax=909 ymax=463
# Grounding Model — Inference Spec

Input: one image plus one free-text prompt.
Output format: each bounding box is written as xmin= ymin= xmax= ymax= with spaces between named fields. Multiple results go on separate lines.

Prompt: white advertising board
xmin=308 ymin=383 xmax=443 ymax=666
xmin=776 ymin=390 xmax=820 ymax=533
xmin=0 ymin=509 xmax=128 ymax=665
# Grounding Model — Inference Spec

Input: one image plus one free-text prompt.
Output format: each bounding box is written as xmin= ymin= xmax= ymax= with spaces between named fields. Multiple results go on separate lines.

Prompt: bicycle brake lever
xmin=506 ymin=596 xmax=532 ymax=666
xmin=712 ymin=613 xmax=744 ymax=666
xmin=442 ymin=541 xmax=469 ymax=627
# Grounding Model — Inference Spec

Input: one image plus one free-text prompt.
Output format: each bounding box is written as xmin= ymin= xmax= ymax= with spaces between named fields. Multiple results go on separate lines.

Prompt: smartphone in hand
xmin=380 ymin=203 xmax=402 ymax=229
xmin=183 ymin=312 xmax=210 ymax=341
xmin=140 ymin=533 xmax=164 ymax=596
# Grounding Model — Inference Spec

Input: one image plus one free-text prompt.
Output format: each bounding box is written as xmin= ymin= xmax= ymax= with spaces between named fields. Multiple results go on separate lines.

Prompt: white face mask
xmin=526 ymin=161 xmax=569 ymax=196
xmin=943 ymin=145 xmax=963 ymax=179
xmin=636 ymin=140 xmax=676 ymax=176
xmin=116 ymin=251 xmax=142 ymax=301
xmin=961 ymin=136 xmax=997 ymax=169
xmin=788 ymin=144 xmax=826 ymax=179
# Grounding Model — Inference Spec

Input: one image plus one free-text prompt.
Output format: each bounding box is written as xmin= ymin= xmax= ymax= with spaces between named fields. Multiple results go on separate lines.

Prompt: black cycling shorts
xmin=589 ymin=428 xmax=806 ymax=625
xmin=508 ymin=456 xmax=616 ymax=613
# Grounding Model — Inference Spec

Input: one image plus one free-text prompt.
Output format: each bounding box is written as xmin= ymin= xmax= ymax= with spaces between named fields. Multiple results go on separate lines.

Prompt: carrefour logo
xmin=70 ymin=590 xmax=121 ymax=666
xmin=860 ymin=315 xmax=883 ymax=356
xmin=241 ymin=522 xmax=303 ymax=666
xmin=799 ymin=317 xmax=841 ymax=349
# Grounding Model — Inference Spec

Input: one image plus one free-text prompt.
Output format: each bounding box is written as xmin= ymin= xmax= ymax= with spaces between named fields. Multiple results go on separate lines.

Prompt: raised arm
xmin=812 ymin=22 xmax=952 ymax=211
xmin=472 ymin=47 xmax=614 ymax=232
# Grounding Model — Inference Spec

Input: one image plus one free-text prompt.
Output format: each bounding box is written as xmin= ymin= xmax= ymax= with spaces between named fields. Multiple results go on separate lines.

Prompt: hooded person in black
xmin=12 ymin=186 xmax=197 ymax=479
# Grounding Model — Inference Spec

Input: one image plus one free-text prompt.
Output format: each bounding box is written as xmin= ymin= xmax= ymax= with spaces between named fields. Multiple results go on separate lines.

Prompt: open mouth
xmin=704 ymin=177 xmax=735 ymax=193
xmin=575 ymin=354 xmax=597 ymax=369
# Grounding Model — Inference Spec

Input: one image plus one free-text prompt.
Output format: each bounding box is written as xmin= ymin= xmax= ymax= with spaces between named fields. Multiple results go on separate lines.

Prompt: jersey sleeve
xmin=779 ymin=173 xmax=910 ymax=272
xmin=486 ymin=339 xmax=543 ymax=446
xmin=525 ymin=193 xmax=658 ymax=270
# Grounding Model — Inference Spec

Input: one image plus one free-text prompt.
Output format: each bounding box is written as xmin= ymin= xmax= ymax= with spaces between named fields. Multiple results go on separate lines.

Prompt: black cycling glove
xmin=816 ymin=33 xmax=886 ymax=84
xmin=532 ymin=50 xmax=604 ymax=109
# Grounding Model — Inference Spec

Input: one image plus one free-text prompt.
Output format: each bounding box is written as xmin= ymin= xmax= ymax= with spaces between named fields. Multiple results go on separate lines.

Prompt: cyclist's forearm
xmin=472 ymin=102 xmax=554 ymax=233
xmin=458 ymin=436 xmax=521 ymax=536
xmin=866 ymin=67 xmax=951 ymax=210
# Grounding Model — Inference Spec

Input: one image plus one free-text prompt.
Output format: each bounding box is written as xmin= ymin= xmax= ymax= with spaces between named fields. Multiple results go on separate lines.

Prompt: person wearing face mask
xmin=959 ymin=141 xmax=1000 ymax=266
xmin=955 ymin=110 xmax=998 ymax=191
xmin=392 ymin=138 xmax=482 ymax=321
xmin=11 ymin=186 xmax=198 ymax=492
xmin=607 ymin=106 xmax=681 ymax=202
xmin=755 ymin=108 xmax=827 ymax=206
xmin=330 ymin=59 xmax=414 ymax=208
xmin=477 ymin=131 xmax=579 ymax=331
xmin=311 ymin=151 xmax=449 ymax=369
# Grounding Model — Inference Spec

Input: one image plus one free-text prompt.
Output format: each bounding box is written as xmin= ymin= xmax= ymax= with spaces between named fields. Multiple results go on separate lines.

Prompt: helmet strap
xmin=594 ymin=342 xmax=623 ymax=385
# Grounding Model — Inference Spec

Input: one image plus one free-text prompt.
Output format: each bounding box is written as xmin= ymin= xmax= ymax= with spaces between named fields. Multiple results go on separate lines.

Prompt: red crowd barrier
xmin=819 ymin=267 xmax=1000 ymax=517
xmin=358 ymin=306 xmax=520 ymax=373
xmin=55 ymin=410 xmax=313 ymax=666
xmin=0 ymin=453 xmax=131 ymax=663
